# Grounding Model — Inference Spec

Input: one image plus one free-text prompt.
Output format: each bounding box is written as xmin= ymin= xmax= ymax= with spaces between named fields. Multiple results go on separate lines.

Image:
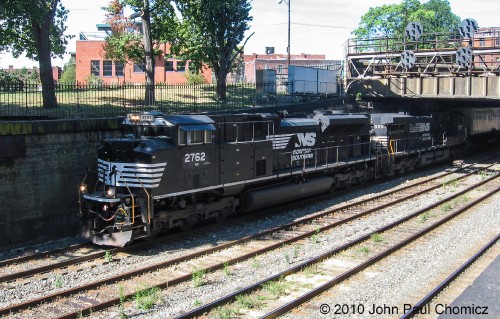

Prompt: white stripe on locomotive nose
xmin=98 ymin=160 xmax=167 ymax=188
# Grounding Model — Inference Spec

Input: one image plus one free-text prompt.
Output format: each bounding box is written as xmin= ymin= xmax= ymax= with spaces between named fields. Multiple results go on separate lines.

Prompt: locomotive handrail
xmin=131 ymin=172 xmax=152 ymax=224
xmin=111 ymin=170 xmax=136 ymax=225
xmin=90 ymin=167 xmax=137 ymax=226
xmin=280 ymin=141 xmax=374 ymax=170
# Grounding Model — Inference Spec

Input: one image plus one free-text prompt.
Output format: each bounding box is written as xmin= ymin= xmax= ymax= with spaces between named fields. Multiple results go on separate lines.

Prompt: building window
xmin=165 ymin=61 xmax=175 ymax=71
xmin=91 ymin=60 xmax=100 ymax=76
xmin=134 ymin=63 xmax=145 ymax=73
xmin=115 ymin=63 xmax=124 ymax=77
xmin=103 ymin=60 xmax=113 ymax=76
xmin=177 ymin=61 xmax=186 ymax=72
xmin=479 ymin=38 xmax=485 ymax=47
xmin=278 ymin=64 xmax=283 ymax=73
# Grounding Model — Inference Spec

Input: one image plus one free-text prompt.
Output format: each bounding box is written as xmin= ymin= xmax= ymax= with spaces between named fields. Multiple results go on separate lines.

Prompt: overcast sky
xmin=1 ymin=0 xmax=498 ymax=68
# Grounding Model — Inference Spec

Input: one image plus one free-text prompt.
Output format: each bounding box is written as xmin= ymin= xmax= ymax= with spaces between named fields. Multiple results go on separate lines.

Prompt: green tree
xmin=59 ymin=57 xmax=76 ymax=83
xmin=0 ymin=0 xmax=71 ymax=108
xmin=170 ymin=0 xmax=253 ymax=101
xmin=0 ymin=70 xmax=20 ymax=86
xmin=353 ymin=0 xmax=460 ymax=40
xmin=103 ymin=0 xmax=177 ymax=104
xmin=12 ymin=68 xmax=40 ymax=83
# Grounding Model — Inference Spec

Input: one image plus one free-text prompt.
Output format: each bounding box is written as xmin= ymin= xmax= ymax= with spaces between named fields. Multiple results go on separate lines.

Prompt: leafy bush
xmin=86 ymin=74 xmax=104 ymax=85
xmin=59 ymin=63 xmax=76 ymax=83
xmin=0 ymin=70 xmax=24 ymax=91
xmin=185 ymin=71 xmax=207 ymax=84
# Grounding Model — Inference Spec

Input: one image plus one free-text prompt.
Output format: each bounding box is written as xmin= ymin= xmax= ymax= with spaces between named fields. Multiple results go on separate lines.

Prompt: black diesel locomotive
xmin=79 ymin=110 xmax=465 ymax=246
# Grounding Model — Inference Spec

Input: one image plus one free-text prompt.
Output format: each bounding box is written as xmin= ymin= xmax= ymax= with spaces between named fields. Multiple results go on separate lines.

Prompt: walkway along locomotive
xmin=78 ymin=110 xmax=466 ymax=246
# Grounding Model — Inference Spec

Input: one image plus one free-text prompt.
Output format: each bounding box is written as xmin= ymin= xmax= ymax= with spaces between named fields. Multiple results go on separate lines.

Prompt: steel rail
xmin=0 ymin=164 xmax=495 ymax=317
xmin=0 ymin=161 xmax=482 ymax=285
xmin=399 ymin=233 xmax=500 ymax=319
xmin=0 ymin=243 xmax=89 ymax=268
xmin=173 ymin=174 xmax=500 ymax=319
xmin=258 ymin=185 xmax=500 ymax=319
xmin=0 ymin=154 xmax=493 ymax=283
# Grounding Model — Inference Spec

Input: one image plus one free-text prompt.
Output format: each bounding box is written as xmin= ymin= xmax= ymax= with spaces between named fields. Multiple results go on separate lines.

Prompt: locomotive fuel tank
xmin=243 ymin=176 xmax=333 ymax=212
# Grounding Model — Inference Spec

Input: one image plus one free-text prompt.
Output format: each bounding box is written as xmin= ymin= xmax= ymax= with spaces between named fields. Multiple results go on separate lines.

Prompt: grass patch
xmin=302 ymin=264 xmax=321 ymax=277
xmin=193 ymin=299 xmax=201 ymax=307
xmin=118 ymin=285 xmax=127 ymax=319
xmin=370 ymin=233 xmax=384 ymax=243
xmin=262 ymin=276 xmax=291 ymax=298
xmin=358 ymin=246 xmax=370 ymax=254
xmin=134 ymin=284 xmax=161 ymax=310
xmin=441 ymin=203 xmax=453 ymax=212
xmin=214 ymin=306 xmax=237 ymax=319
xmin=293 ymin=244 xmax=301 ymax=258
xmin=310 ymin=228 xmax=321 ymax=244
xmin=235 ymin=294 xmax=264 ymax=309
xmin=104 ymin=250 xmax=114 ymax=263
xmin=223 ymin=261 xmax=232 ymax=276
xmin=479 ymin=170 xmax=487 ymax=179
xmin=442 ymin=178 xmax=458 ymax=190
xmin=55 ymin=274 xmax=64 ymax=288
xmin=192 ymin=267 xmax=207 ymax=287
xmin=252 ymin=257 xmax=261 ymax=269
xmin=420 ymin=212 xmax=436 ymax=222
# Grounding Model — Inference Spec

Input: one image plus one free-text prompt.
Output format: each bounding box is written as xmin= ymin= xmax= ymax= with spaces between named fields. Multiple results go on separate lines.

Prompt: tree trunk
xmin=215 ymin=67 xmax=227 ymax=101
xmin=32 ymin=16 xmax=58 ymax=108
xmin=142 ymin=0 xmax=155 ymax=105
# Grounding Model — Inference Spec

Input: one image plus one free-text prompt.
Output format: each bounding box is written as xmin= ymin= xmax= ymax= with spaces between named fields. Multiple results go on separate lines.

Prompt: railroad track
xmin=0 ymin=159 xmax=487 ymax=285
xmin=1 ymin=162 xmax=497 ymax=318
xmin=176 ymin=172 xmax=500 ymax=319
xmin=399 ymin=233 xmax=499 ymax=319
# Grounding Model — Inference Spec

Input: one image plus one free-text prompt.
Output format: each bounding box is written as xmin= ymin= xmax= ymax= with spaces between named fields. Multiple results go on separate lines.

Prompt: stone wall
xmin=0 ymin=119 xmax=121 ymax=248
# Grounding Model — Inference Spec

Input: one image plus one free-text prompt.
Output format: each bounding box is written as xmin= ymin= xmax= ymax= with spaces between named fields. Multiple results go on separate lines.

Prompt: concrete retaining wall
xmin=355 ymin=76 xmax=500 ymax=99
xmin=0 ymin=119 xmax=122 ymax=249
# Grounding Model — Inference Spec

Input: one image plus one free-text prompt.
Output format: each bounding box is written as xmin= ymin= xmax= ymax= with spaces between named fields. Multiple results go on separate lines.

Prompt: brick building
xmin=472 ymin=27 xmax=500 ymax=66
xmin=75 ymin=26 xmax=212 ymax=84
xmin=241 ymin=52 xmax=341 ymax=83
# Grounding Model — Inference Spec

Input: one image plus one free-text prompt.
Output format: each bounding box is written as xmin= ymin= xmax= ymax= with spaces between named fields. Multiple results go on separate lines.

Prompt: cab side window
xmin=179 ymin=130 xmax=188 ymax=145
xmin=178 ymin=129 xmax=213 ymax=145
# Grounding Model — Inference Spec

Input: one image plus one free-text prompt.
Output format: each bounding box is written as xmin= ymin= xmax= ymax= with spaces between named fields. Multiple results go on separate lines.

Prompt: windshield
xmin=122 ymin=125 xmax=175 ymax=139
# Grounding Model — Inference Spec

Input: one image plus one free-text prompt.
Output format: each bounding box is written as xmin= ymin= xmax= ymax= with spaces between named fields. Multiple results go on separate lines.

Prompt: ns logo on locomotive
xmin=78 ymin=110 xmax=465 ymax=246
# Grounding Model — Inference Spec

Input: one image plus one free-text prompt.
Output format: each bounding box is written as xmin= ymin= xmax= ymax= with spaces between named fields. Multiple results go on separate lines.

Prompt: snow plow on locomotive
xmin=78 ymin=110 xmax=466 ymax=246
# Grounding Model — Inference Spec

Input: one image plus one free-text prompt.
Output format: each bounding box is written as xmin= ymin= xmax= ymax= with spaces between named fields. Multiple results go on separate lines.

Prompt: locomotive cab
xmin=79 ymin=112 xmax=221 ymax=246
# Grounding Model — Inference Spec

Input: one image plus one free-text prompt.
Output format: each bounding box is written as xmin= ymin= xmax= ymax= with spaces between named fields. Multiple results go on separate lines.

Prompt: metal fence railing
xmin=0 ymin=82 xmax=299 ymax=119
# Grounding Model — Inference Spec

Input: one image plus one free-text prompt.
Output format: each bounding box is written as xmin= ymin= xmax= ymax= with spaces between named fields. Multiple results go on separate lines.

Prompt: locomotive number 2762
xmin=184 ymin=152 xmax=206 ymax=162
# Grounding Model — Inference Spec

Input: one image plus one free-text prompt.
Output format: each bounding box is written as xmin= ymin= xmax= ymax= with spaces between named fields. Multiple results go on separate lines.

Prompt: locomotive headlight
xmin=106 ymin=187 xmax=115 ymax=197
xmin=80 ymin=184 xmax=87 ymax=193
